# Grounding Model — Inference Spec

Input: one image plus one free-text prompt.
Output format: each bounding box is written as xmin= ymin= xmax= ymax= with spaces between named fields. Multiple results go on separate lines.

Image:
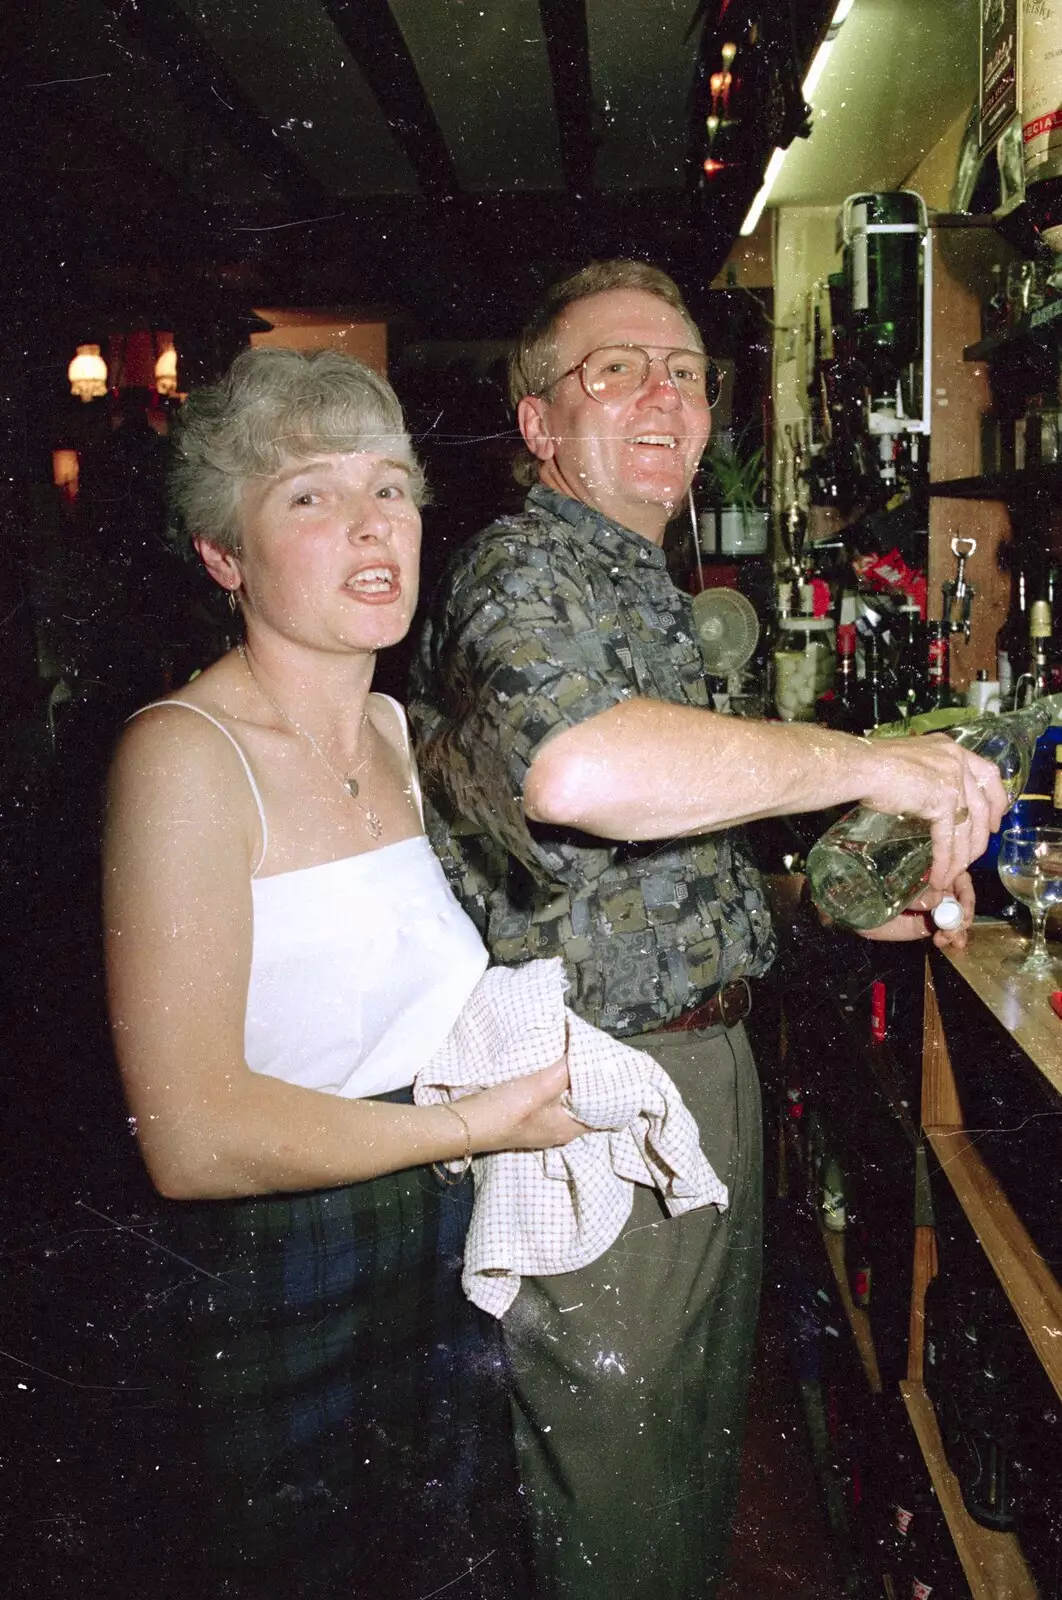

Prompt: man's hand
xmin=859 ymin=872 xmax=975 ymax=951
xmin=859 ymin=736 xmax=1007 ymax=892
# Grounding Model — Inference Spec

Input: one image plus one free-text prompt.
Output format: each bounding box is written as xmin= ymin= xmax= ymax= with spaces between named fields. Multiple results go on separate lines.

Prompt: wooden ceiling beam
xmin=537 ymin=0 xmax=595 ymax=196
xmin=321 ymin=0 xmax=461 ymax=200
xmin=96 ymin=0 xmax=336 ymax=213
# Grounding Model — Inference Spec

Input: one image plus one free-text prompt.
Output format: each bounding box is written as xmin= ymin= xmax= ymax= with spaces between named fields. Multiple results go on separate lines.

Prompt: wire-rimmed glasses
xmin=544 ymin=345 xmax=722 ymax=409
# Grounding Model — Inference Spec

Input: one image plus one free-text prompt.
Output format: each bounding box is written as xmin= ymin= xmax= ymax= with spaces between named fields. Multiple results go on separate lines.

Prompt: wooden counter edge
xmin=900 ymin=1381 xmax=1037 ymax=1600
xmin=924 ymin=1126 xmax=1062 ymax=1403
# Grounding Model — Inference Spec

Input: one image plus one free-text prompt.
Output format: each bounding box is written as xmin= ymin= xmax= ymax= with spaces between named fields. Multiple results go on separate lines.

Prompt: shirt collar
xmin=526 ymin=484 xmax=668 ymax=573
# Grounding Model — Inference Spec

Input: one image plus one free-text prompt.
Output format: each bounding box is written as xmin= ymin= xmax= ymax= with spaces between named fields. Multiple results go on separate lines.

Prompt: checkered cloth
xmin=414 ymin=959 xmax=727 ymax=1316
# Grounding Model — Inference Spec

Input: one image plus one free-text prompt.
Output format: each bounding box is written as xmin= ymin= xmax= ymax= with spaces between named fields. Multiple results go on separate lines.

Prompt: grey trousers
xmin=503 ymin=1021 xmax=763 ymax=1600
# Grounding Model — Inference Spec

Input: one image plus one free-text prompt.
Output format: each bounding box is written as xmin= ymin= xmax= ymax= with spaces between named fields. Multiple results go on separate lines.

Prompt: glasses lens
xmin=664 ymin=351 xmax=711 ymax=405
xmin=582 ymin=347 xmax=717 ymax=408
xmin=582 ymin=347 xmax=647 ymax=401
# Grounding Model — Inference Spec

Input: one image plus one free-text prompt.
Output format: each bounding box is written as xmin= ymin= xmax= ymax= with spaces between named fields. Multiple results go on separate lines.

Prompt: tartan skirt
xmin=138 ymin=1094 xmax=532 ymax=1600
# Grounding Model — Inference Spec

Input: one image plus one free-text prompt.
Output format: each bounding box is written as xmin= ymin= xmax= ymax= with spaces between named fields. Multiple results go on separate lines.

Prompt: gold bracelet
xmin=432 ymin=1101 xmax=473 ymax=1186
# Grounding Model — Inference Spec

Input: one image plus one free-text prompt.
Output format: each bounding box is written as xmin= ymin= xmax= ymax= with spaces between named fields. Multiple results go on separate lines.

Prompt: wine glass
xmin=997 ymin=826 xmax=1062 ymax=975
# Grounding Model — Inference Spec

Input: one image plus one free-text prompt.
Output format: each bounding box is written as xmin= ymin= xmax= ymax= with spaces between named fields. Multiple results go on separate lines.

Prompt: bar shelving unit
xmin=902 ymin=923 xmax=1062 ymax=1599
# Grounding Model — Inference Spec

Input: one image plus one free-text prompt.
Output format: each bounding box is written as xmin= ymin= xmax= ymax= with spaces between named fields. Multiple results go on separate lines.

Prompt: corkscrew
xmin=941 ymin=536 xmax=977 ymax=641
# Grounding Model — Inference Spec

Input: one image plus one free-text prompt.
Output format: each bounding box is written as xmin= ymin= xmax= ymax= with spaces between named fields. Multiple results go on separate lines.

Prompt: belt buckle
xmin=719 ymin=978 xmax=751 ymax=1028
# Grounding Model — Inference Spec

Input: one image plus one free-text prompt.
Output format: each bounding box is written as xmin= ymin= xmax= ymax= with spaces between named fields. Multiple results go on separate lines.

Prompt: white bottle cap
xmin=931 ymin=895 xmax=964 ymax=931
xmin=966 ymin=678 xmax=1001 ymax=714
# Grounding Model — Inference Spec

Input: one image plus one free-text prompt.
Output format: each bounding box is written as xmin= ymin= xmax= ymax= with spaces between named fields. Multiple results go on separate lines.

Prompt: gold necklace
xmin=237 ymin=644 xmax=383 ymax=840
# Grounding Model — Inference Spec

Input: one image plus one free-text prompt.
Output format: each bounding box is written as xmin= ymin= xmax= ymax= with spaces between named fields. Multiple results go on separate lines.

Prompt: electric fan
xmin=684 ymin=485 xmax=761 ymax=677
xmin=690 ymin=588 xmax=760 ymax=676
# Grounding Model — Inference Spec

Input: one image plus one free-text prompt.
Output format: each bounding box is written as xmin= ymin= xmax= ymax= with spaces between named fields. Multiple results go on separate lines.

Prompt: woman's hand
xmin=461 ymin=1055 xmax=588 ymax=1154
xmin=858 ymin=871 xmax=975 ymax=951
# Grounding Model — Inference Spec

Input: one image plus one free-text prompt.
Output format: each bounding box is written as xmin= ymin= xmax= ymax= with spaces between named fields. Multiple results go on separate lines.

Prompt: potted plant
xmin=701 ymin=431 xmax=768 ymax=556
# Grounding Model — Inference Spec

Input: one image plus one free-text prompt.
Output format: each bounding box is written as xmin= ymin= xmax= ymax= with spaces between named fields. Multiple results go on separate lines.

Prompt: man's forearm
xmin=523 ymin=699 xmax=1006 ymax=887
xmin=525 ymin=700 xmax=888 ymax=837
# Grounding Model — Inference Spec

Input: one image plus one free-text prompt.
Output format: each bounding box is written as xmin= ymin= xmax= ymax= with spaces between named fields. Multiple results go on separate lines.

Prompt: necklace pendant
xmin=344 ymin=776 xmax=360 ymax=799
xmin=366 ymin=809 xmax=383 ymax=840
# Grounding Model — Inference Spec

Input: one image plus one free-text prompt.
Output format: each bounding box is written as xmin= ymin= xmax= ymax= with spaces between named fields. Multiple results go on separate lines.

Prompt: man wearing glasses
xmin=409 ymin=260 xmax=1003 ymax=1600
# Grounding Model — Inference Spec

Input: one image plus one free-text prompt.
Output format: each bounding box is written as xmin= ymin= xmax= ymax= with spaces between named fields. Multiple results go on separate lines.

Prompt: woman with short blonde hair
xmin=104 ymin=346 xmax=577 ymax=1597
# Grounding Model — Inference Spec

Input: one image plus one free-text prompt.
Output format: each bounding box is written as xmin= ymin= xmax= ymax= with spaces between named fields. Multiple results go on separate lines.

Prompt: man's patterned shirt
xmin=408 ymin=485 xmax=776 ymax=1037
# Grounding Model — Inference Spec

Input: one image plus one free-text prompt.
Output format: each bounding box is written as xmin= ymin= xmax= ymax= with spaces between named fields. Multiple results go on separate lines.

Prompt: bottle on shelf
xmin=847 ymin=1218 xmax=872 ymax=1309
xmin=784 ymin=1077 xmax=806 ymax=1125
xmin=905 ymin=1499 xmax=968 ymax=1599
xmin=893 ymin=604 xmax=928 ymax=720
xmin=783 ymin=1073 xmax=807 ymax=1166
xmin=1021 ymin=0 xmax=1062 ymax=257
xmin=1047 ymin=568 xmax=1062 ymax=693
xmin=1024 ymin=598 xmax=1054 ymax=703
xmin=820 ymin=1154 xmax=847 ymax=1233
xmin=997 ymin=563 xmax=1029 ymax=707
xmin=783 ymin=1069 xmax=824 ymax=1198
xmin=928 ymin=1214 xmax=1062 ymax=1598
xmin=929 ymin=1251 xmax=1022 ymax=1536
xmin=954 ymin=1359 xmax=1019 ymax=1534
xmin=858 ymin=629 xmax=897 ymax=731
xmin=805 ymin=1105 xmax=827 ymax=1202
xmin=870 ymin=977 xmax=888 ymax=1042
xmin=921 ymin=1272 xmax=958 ymax=1463
xmin=820 ymin=625 xmax=893 ymax=733
xmin=873 ymin=1407 xmax=941 ymax=1599
xmin=891 ymin=430 xmax=925 ymax=507
xmin=982 ymin=262 xmax=1007 ymax=338
xmin=818 ymin=620 xmax=859 ymax=729
xmin=804 ymin=693 xmax=1062 ymax=929
xmin=924 ymin=620 xmax=959 ymax=711
xmin=965 ymin=667 xmax=1000 ymax=714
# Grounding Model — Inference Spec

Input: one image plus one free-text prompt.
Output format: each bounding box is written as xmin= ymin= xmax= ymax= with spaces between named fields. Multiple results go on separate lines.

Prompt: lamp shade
xmin=154 ymin=342 xmax=178 ymax=395
xmin=68 ymin=344 xmax=108 ymax=402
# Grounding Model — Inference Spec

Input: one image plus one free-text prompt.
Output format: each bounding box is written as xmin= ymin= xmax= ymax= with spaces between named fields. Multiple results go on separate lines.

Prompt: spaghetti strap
xmin=127 ymin=699 xmax=270 ymax=873
xmin=371 ymin=693 xmax=425 ymax=827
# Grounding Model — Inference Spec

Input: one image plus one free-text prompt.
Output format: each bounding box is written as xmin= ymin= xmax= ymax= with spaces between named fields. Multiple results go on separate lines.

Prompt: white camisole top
xmin=133 ymin=696 xmax=488 ymax=1098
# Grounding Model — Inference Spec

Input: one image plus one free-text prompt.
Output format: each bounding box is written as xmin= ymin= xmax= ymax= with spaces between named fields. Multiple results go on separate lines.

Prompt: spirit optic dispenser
xmin=839 ymin=190 xmax=933 ymax=442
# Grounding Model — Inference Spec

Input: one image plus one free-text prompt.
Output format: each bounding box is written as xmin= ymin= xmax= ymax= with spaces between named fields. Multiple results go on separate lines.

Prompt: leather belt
xmin=658 ymin=978 xmax=752 ymax=1034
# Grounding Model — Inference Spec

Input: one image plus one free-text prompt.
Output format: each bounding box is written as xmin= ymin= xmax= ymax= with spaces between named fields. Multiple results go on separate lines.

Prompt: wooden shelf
xmin=820 ymin=1225 xmax=883 ymax=1395
xmin=928 ymin=927 xmax=1062 ymax=1396
xmin=923 ymin=1125 xmax=1062 ymax=1402
xmin=779 ymin=1118 xmax=884 ymax=1397
xmin=964 ymin=294 xmax=1062 ymax=361
xmin=899 ymin=1380 xmax=1037 ymax=1600
xmin=916 ymin=944 xmax=1062 ymax=1593
xmin=928 ymin=464 xmax=1062 ymax=501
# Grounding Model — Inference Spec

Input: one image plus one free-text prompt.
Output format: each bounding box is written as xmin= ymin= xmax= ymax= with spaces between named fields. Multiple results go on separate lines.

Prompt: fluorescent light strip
xmin=739 ymin=145 xmax=786 ymax=236
xmin=801 ymin=38 xmax=834 ymax=101
xmin=738 ymin=0 xmax=853 ymax=235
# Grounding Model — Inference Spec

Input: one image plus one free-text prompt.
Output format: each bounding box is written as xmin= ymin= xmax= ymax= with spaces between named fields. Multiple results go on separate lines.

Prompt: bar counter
xmin=922 ymin=922 xmax=1062 ymax=1399
xmin=901 ymin=925 xmax=1062 ymax=1597
xmin=938 ymin=920 xmax=1062 ymax=1096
